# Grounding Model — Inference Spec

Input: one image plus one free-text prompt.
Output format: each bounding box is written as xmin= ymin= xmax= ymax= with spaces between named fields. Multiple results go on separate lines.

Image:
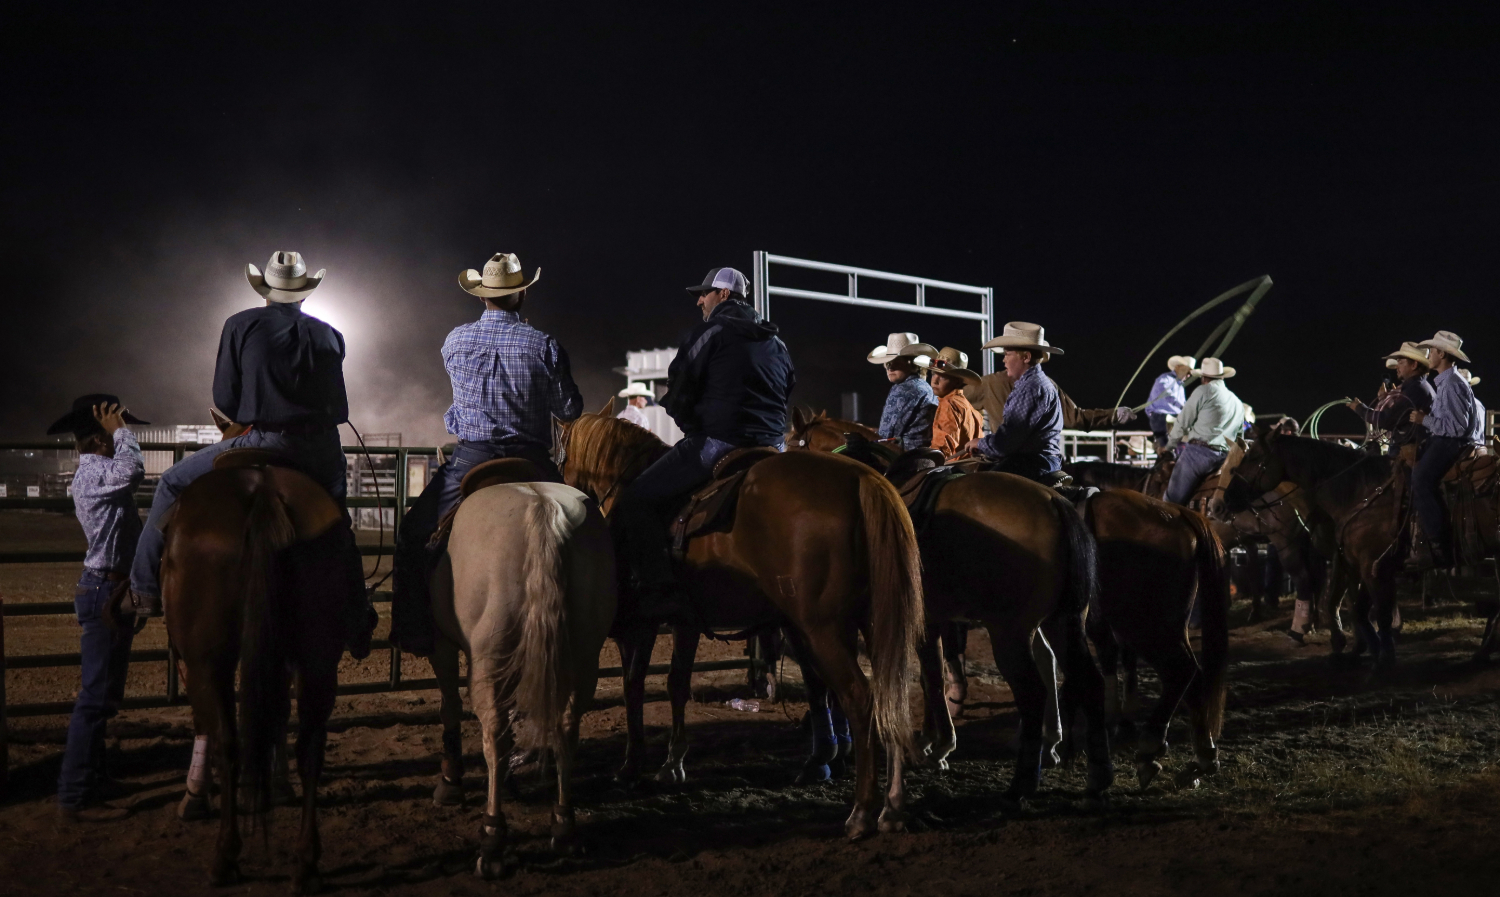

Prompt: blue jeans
xmin=1413 ymin=435 xmax=1468 ymax=550
xmin=1165 ymin=442 xmax=1227 ymax=506
xmin=1147 ymin=412 xmax=1171 ymax=450
xmin=57 ymin=570 xmax=136 ymax=808
xmin=130 ymin=428 xmax=347 ymax=599
xmin=990 ymin=452 xmax=1060 ymax=483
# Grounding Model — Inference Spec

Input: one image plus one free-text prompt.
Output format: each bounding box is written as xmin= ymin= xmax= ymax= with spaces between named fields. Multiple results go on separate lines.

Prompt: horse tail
xmin=498 ymin=487 xmax=574 ymax=752
xmin=238 ymin=469 xmax=297 ymax=820
xmin=858 ymin=471 xmax=924 ymax=761
xmin=1053 ymin=495 xmax=1100 ymax=618
xmin=1182 ymin=507 xmax=1230 ymax=738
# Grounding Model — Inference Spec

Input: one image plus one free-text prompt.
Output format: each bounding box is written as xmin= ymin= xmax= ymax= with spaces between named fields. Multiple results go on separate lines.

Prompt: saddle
xmin=896 ymin=464 xmax=967 ymax=534
xmin=427 ymin=458 xmax=546 ymax=549
xmin=668 ymin=447 xmax=780 ymax=558
xmin=213 ymin=447 xmax=305 ymax=472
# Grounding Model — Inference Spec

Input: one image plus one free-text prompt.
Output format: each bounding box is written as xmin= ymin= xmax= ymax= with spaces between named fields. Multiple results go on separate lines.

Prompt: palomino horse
xmin=425 ymin=477 xmax=616 ymax=878
xmin=785 ymin=411 xmax=1116 ymax=805
xmin=163 ymin=458 xmax=355 ymax=892
xmin=553 ymin=407 xmax=924 ymax=838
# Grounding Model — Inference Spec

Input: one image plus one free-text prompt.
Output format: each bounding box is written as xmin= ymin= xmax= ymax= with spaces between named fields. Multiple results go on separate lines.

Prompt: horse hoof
xmin=474 ymin=856 xmax=504 ymax=880
xmin=433 ymin=776 xmax=464 ymax=807
xmin=1086 ymin=762 xmax=1116 ymax=796
xmin=655 ymin=764 xmax=685 ymax=785
xmin=1136 ymin=760 xmax=1163 ymax=790
xmin=1174 ymin=769 xmax=1203 ymax=790
xmin=1041 ymin=744 xmax=1063 ymax=769
xmin=844 ymin=810 xmax=879 ymax=841
xmin=878 ymin=809 xmax=908 ymax=834
xmin=178 ymin=790 xmax=211 ymax=822
xmin=998 ymin=793 xmax=1029 ymax=813
xmin=209 ymin=861 xmax=241 ymax=887
xmin=796 ymin=764 xmax=832 ymax=786
xmin=1080 ymin=791 xmax=1111 ymax=812
xmin=551 ymin=835 xmax=584 ymax=856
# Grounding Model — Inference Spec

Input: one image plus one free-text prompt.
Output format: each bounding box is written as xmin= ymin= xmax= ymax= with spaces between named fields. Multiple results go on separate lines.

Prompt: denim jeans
xmin=57 ymin=570 xmax=136 ymax=808
xmin=1413 ymin=435 xmax=1468 ymax=549
xmin=1147 ymin=412 xmax=1171 ymax=451
xmin=130 ymin=428 xmax=347 ymax=599
xmin=1165 ymin=442 xmax=1227 ymax=506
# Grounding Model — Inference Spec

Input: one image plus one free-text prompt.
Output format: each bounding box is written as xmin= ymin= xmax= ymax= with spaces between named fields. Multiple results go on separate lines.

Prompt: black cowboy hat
xmin=46 ymin=394 xmax=150 ymax=438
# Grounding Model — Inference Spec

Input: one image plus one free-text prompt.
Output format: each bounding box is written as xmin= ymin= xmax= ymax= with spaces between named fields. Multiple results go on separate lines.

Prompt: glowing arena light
xmin=303 ymin=292 xmax=356 ymax=340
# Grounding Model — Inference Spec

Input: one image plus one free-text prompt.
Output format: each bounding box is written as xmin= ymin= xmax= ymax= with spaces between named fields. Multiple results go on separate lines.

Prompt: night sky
xmin=4 ymin=3 xmax=1495 ymax=445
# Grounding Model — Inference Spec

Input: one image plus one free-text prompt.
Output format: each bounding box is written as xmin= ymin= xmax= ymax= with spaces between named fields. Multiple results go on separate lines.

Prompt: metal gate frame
xmin=751 ymin=251 xmax=997 ymax=375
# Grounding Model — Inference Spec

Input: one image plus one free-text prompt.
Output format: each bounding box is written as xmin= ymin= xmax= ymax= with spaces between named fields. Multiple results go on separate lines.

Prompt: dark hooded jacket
xmin=661 ymin=299 xmax=795 ymax=446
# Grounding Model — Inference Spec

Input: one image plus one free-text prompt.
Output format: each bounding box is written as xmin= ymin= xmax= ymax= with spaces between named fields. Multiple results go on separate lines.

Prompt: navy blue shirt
xmin=212 ymin=303 xmax=350 ymax=428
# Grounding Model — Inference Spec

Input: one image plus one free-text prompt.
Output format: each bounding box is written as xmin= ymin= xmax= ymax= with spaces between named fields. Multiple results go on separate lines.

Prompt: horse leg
xmin=914 ymin=631 xmax=956 ymax=769
xmin=291 ymin=666 xmax=336 ymax=896
xmin=1033 ymin=628 xmax=1064 ymax=768
xmin=986 ymin=626 xmax=1047 ymax=807
xmin=1132 ymin=638 xmax=1199 ymax=790
xmin=178 ymin=733 xmax=213 ymax=821
xmin=1369 ymin=567 xmax=1399 ymax=673
xmin=470 ymin=657 xmax=514 ymax=880
xmin=272 ymin=722 xmax=296 ymax=807
xmin=1054 ymin=614 xmax=1114 ymax=806
xmin=613 ymin=627 xmax=654 ymax=784
xmin=431 ymin=636 xmax=466 ymax=806
xmin=207 ymin=665 xmax=242 ymax=886
xmin=939 ymin=621 xmax=968 ymax=718
xmin=1350 ymin=582 xmax=1377 ymax=661
xmin=798 ymin=628 xmax=881 ymax=839
xmin=656 ymin=627 xmax=699 ymax=784
xmin=1324 ymin=555 xmax=1350 ymax=657
xmin=550 ymin=690 xmax=584 ymax=854
xmin=785 ymin=629 xmax=839 ymax=784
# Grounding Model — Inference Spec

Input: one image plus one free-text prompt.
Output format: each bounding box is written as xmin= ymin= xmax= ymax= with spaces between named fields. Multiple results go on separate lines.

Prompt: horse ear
xmin=814 ymin=408 xmax=828 ymax=421
xmin=599 ymin=396 xmax=615 ymax=417
xmin=791 ymin=406 xmax=808 ymax=431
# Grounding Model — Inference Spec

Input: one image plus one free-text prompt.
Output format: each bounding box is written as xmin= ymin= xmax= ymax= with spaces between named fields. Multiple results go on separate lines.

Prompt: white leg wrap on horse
xmin=188 ymin=735 xmax=211 ymax=792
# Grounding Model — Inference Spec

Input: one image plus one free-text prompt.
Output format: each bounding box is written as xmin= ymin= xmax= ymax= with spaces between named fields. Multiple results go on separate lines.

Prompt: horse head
xmin=552 ymin=406 xmax=666 ymax=514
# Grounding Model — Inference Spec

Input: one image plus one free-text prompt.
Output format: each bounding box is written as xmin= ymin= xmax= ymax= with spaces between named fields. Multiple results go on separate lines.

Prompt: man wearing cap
xmin=124 ymin=251 xmax=375 ymax=658
xmin=1162 ymin=358 xmax=1244 ymax=506
xmin=915 ymin=347 xmax=984 ymax=460
xmin=870 ymin=333 xmax=939 ymax=451
xmin=1145 ymin=356 xmax=1195 ymax=452
xmin=1347 ymin=341 xmax=1434 ymax=450
xmin=963 ymin=322 xmax=1066 ymax=480
xmin=1408 ymin=331 xmax=1480 ymax=568
xmin=390 ymin=253 xmax=583 ymax=656
xmin=612 ymin=267 xmax=795 ymax=618
xmin=48 ymin=398 xmax=147 ymax=822
xmin=617 ymin=383 xmax=654 ymax=429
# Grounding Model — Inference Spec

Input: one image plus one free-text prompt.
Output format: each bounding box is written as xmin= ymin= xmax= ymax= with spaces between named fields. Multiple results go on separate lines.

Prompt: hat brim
xmin=913 ymin=357 xmax=982 ymax=385
xmin=46 ymin=409 xmax=149 ymax=436
xmin=1417 ymin=341 xmax=1470 ymax=363
xmin=867 ymin=342 xmax=939 ymax=364
xmin=982 ymin=337 xmax=1064 ymax=355
xmin=1167 ymin=356 xmax=1195 ymax=371
xmin=460 ymin=267 xmax=540 ymax=298
xmin=1191 ymin=367 xmax=1236 ymax=379
xmin=247 ymin=264 xmax=325 ymax=303
xmin=1382 ymin=348 xmax=1431 ymax=366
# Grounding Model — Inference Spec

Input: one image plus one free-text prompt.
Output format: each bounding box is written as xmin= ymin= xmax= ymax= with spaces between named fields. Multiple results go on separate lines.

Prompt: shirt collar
xmin=1016 ymin=364 xmax=1044 ymax=385
xmin=479 ymin=309 xmax=523 ymax=325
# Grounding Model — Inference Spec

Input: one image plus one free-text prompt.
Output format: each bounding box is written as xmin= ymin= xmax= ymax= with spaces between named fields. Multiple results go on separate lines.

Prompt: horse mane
xmin=569 ymin=411 xmax=669 ymax=494
xmin=1272 ymin=435 xmax=1392 ymax=507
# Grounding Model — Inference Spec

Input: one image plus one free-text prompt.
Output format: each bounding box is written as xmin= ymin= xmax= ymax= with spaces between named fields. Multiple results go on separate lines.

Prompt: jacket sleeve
xmin=97 ymin=429 xmax=146 ymax=498
xmin=662 ymin=323 xmax=718 ymax=429
xmin=211 ymin=320 xmax=242 ymax=421
xmin=546 ymin=339 xmax=585 ymax=422
xmin=904 ymin=400 xmax=937 ymax=451
xmin=327 ymin=329 xmax=350 ymax=425
xmin=930 ymin=398 xmax=961 ymax=456
xmin=1059 ymin=388 xmax=1117 ymax=431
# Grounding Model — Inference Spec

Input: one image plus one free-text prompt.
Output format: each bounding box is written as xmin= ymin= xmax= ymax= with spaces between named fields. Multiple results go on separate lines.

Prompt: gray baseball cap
xmin=687 ymin=267 xmax=748 ymax=297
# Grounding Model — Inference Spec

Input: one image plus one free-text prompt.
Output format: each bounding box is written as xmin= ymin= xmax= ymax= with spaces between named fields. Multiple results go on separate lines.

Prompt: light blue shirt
xmin=71 ymin=428 xmax=145 ymax=572
xmin=1424 ymin=367 xmax=1478 ymax=443
xmin=1144 ymin=371 xmax=1186 ymax=416
xmin=1166 ymin=379 xmax=1243 ymax=452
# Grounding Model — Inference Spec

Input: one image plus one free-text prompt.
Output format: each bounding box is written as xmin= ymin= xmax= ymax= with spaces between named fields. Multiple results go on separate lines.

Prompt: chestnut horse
xmin=552 ymin=408 xmax=925 ymax=838
xmin=163 ymin=460 xmax=354 ymax=892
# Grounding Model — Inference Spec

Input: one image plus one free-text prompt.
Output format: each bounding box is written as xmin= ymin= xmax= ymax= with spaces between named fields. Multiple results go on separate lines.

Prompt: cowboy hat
xmin=1167 ymin=355 xmax=1197 ymax=371
xmin=47 ymin=394 xmax=150 ymax=438
xmin=867 ymin=332 xmax=938 ymax=364
xmin=246 ymin=251 xmax=326 ymax=303
xmin=1191 ymin=357 xmax=1236 ymax=379
xmin=618 ymin=382 xmax=654 ymax=399
xmin=1455 ymin=368 xmax=1480 ymax=387
xmin=459 ymin=252 xmax=541 ymax=298
xmin=982 ymin=321 xmax=1065 ymax=356
xmin=1382 ymin=341 xmax=1430 ymax=368
xmin=1416 ymin=330 xmax=1470 ymax=363
xmin=913 ymin=347 xmax=982 ymax=386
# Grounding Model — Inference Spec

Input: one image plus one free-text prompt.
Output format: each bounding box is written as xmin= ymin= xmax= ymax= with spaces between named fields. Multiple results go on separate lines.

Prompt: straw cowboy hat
xmin=1455 ymin=368 xmax=1480 ymax=387
xmin=1167 ymin=355 xmax=1197 ymax=372
xmin=1191 ymin=357 xmax=1236 ymax=379
xmin=913 ymin=347 xmax=982 ymax=387
xmin=867 ymin=332 xmax=938 ymax=364
xmin=1383 ymin=341 xmax=1430 ymax=368
xmin=246 ymin=251 xmax=325 ymax=303
xmin=459 ymin=252 xmax=540 ymax=298
xmin=982 ymin=321 xmax=1065 ymax=356
xmin=1416 ymin=330 xmax=1470 ymax=363
xmin=618 ymin=382 xmax=654 ymax=399
xmin=47 ymin=394 xmax=150 ymax=438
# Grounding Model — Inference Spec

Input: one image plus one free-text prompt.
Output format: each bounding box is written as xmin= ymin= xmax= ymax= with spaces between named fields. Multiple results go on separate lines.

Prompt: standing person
xmin=913 ymin=347 xmax=984 ymax=460
xmin=1347 ymin=341 xmax=1435 ymax=450
xmin=47 ymin=397 xmax=148 ymax=823
xmin=616 ymin=382 xmax=654 ymax=429
xmin=612 ymin=267 xmax=795 ymax=617
xmin=963 ymin=322 xmax=1066 ymax=481
xmin=123 ymin=251 xmax=375 ymax=657
xmin=389 ymin=253 xmax=583 ymax=656
xmin=870 ymin=332 xmax=938 ymax=451
xmin=1145 ymin=356 xmax=1195 ymax=451
xmin=1408 ymin=332 xmax=1480 ymax=569
xmin=1162 ymin=358 xmax=1244 ymax=506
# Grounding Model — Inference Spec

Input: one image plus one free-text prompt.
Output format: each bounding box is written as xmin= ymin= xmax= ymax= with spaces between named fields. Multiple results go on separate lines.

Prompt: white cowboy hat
xmin=982 ymin=321 xmax=1065 ymax=356
xmin=1416 ymin=330 xmax=1470 ymax=363
xmin=617 ymin=382 xmax=654 ymax=399
xmin=1191 ymin=357 xmax=1236 ymax=379
xmin=1454 ymin=368 xmax=1480 ymax=387
xmin=1382 ymin=341 xmax=1430 ymax=368
xmin=867 ymin=332 xmax=938 ymax=364
xmin=246 ymin=251 xmax=325 ymax=303
xmin=1167 ymin=355 xmax=1197 ymax=371
xmin=459 ymin=252 xmax=541 ymax=298
xmin=913 ymin=347 xmax=982 ymax=387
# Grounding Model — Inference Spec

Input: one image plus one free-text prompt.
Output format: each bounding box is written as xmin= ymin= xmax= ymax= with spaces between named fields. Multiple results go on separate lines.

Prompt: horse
xmin=784 ymin=410 xmax=1117 ymax=804
xmin=424 ymin=477 xmax=617 ymax=878
xmin=162 ymin=457 xmax=354 ymax=892
xmin=553 ymin=404 xmax=925 ymax=838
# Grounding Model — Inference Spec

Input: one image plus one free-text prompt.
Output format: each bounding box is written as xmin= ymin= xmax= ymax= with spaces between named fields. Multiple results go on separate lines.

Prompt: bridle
xmin=553 ymin=417 xmax=663 ymax=516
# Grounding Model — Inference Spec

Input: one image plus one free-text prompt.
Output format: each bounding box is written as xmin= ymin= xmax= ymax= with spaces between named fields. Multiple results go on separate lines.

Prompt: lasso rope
xmin=1304 ymin=398 xmax=1355 ymax=438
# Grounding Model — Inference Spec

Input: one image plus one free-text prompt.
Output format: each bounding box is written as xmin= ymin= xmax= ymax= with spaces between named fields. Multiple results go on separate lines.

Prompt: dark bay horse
xmin=553 ymin=408 xmax=925 ymax=838
xmin=163 ymin=460 xmax=354 ymax=892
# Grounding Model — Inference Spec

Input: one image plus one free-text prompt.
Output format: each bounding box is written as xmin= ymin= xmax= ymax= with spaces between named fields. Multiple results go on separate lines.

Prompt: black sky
xmin=3 ymin=2 xmax=1496 ymax=444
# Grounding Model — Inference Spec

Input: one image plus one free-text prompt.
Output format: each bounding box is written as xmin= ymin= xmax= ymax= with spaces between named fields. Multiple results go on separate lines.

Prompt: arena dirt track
xmin=3 ymin=514 xmax=1499 ymax=896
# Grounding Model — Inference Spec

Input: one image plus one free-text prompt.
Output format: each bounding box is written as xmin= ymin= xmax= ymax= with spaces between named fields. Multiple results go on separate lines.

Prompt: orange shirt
xmin=931 ymin=390 xmax=984 ymax=459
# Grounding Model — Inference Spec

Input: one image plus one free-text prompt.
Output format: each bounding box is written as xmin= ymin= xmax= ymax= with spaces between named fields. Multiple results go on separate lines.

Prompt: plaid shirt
xmin=442 ymin=310 xmax=583 ymax=445
xmin=72 ymin=428 xmax=144 ymax=572
xmin=974 ymin=364 xmax=1063 ymax=463
xmin=878 ymin=376 xmax=938 ymax=451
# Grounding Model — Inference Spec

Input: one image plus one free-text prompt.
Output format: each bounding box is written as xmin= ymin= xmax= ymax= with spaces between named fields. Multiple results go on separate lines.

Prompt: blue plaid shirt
xmin=878 ymin=376 xmax=938 ymax=451
xmin=974 ymin=364 xmax=1063 ymax=466
xmin=1423 ymin=367 xmax=1480 ymax=443
xmin=72 ymin=428 xmax=145 ymax=572
xmin=442 ymin=310 xmax=583 ymax=445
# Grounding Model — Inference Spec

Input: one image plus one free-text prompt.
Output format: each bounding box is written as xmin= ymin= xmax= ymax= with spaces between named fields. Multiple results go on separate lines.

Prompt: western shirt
xmin=72 ymin=428 xmax=145 ymax=572
xmin=878 ymin=376 xmax=938 ymax=451
xmin=973 ymin=365 xmax=1063 ymax=465
xmin=966 ymin=370 xmax=1120 ymax=432
xmin=1422 ymin=367 xmax=1479 ymax=442
xmin=213 ymin=303 xmax=350 ymax=428
xmin=1166 ymin=379 xmax=1243 ymax=452
xmin=1144 ymin=371 xmax=1186 ymax=416
xmin=931 ymin=390 xmax=984 ymax=459
xmin=442 ymin=309 xmax=583 ymax=446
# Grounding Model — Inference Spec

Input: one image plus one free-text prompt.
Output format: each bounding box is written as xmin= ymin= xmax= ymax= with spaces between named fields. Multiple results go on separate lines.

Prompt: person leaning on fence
xmin=871 ymin=332 xmax=939 ymax=451
xmin=1162 ymin=357 xmax=1244 ymax=506
xmin=913 ymin=347 xmax=984 ymax=460
xmin=1347 ymin=341 xmax=1434 ymax=449
xmin=122 ymin=251 xmax=375 ymax=660
xmin=1407 ymin=332 xmax=1482 ymax=570
xmin=389 ymin=253 xmax=583 ymax=657
xmin=964 ymin=322 xmax=1066 ymax=481
xmin=1144 ymin=355 xmax=1195 ymax=451
xmin=46 ymin=396 xmax=148 ymax=823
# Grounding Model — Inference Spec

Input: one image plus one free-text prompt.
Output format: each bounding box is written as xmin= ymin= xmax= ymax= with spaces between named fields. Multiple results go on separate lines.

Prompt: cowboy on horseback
xmin=1347 ymin=341 xmax=1435 ymax=449
xmin=611 ymin=267 xmax=795 ymax=617
xmin=914 ymin=347 xmax=985 ymax=460
xmin=870 ymin=332 xmax=939 ymax=451
xmin=963 ymin=322 xmax=1066 ymax=481
xmin=1145 ymin=355 xmax=1195 ymax=452
xmin=1407 ymin=331 xmax=1482 ymax=569
xmin=1162 ymin=357 xmax=1244 ymax=506
xmin=124 ymin=251 xmax=375 ymax=655
xmin=389 ymin=253 xmax=583 ymax=656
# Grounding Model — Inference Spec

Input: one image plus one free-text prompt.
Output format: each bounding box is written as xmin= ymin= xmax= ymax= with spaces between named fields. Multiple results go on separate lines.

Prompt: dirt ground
xmin=3 ymin=509 xmax=1499 ymax=896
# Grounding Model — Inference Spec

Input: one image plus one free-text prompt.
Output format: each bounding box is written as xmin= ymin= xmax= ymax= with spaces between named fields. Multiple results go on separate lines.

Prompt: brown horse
xmin=552 ymin=407 xmax=924 ymax=838
xmin=162 ymin=460 xmax=354 ymax=892
xmin=785 ymin=412 xmax=1117 ymax=804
